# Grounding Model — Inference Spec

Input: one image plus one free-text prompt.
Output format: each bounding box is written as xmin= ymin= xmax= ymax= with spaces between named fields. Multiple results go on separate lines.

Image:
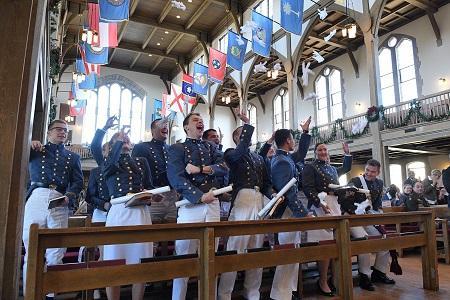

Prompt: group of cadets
xmin=24 ymin=111 xmax=398 ymax=300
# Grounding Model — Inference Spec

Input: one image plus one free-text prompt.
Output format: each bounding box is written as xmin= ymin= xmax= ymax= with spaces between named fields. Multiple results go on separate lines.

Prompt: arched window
xmin=273 ymin=88 xmax=289 ymax=130
xmin=81 ymin=75 xmax=146 ymax=145
xmin=406 ymin=161 xmax=426 ymax=181
xmin=255 ymin=0 xmax=273 ymax=19
xmin=314 ymin=66 xmax=344 ymax=125
xmin=247 ymin=103 xmax=257 ymax=144
xmin=389 ymin=164 xmax=403 ymax=189
xmin=378 ymin=35 xmax=420 ymax=106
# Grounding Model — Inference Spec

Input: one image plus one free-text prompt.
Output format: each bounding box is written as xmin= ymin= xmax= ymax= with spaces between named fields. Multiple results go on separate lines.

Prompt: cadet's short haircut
xmin=274 ymin=129 xmax=292 ymax=148
xmin=366 ymin=159 xmax=381 ymax=170
xmin=314 ymin=143 xmax=325 ymax=152
xmin=48 ymin=119 xmax=67 ymax=130
xmin=151 ymin=119 xmax=161 ymax=130
xmin=202 ymin=129 xmax=217 ymax=140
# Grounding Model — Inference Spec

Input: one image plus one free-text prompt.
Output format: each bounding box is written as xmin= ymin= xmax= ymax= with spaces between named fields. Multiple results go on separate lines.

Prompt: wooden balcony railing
xmin=66 ymin=145 xmax=92 ymax=160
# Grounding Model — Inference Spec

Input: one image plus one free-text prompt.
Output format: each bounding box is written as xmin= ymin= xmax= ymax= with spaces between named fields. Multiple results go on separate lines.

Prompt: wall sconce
xmin=348 ymin=24 xmax=357 ymax=39
xmin=172 ymin=124 xmax=179 ymax=132
xmin=64 ymin=115 xmax=74 ymax=123
xmin=355 ymin=102 xmax=361 ymax=107
xmin=438 ymin=77 xmax=447 ymax=84
xmin=267 ymin=70 xmax=272 ymax=78
xmin=271 ymin=69 xmax=279 ymax=79
xmin=225 ymin=96 xmax=231 ymax=104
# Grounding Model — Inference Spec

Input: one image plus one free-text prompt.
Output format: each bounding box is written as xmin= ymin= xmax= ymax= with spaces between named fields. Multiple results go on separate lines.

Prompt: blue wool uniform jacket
xmin=28 ymin=142 xmax=83 ymax=206
xmin=132 ymin=139 xmax=170 ymax=188
xmin=167 ymin=138 xmax=228 ymax=204
xmin=302 ymin=156 xmax=352 ymax=209
xmin=224 ymin=124 xmax=272 ymax=201
xmin=103 ymin=141 xmax=153 ymax=198
xmin=270 ymin=133 xmax=311 ymax=218
xmin=86 ymin=167 xmax=110 ymax=211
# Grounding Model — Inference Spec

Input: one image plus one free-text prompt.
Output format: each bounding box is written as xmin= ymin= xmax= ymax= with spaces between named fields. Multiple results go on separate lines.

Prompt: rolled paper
xmin=110 ymin=186 xmax=171 ymax=205
xmin=328 ymin=183 xmax=370 ymax=195
xmin=175 ymin=185 xmax=233 ymax=207
xmin=258 ymin=177 xmax=297 ymax=218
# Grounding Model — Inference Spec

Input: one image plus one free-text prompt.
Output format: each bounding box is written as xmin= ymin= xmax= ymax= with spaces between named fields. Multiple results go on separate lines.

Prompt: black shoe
xmin=291 ymin=291 xmax=301 ymax=300
xmin=328 ymin=278 xmax=337 ymax=292
xmin=359 ymin=273 xmax=375 ymax=291
xmin=317 ymin=280 xmax=335 ymax=297
xmin=45 ymin=297 xmax=54 ymax=300
xmin=371 ymin=267 xmax=396 ymax=284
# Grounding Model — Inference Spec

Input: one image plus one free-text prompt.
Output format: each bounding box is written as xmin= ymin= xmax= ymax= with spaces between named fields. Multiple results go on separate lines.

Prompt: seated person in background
xmin=438 ymin=188 xmax=448 ymax=205
xmin=443 ymin=166 xmax=450 ymax=207
xmin=395 ymin=184 xmax=413 ymax=207
xmin=405 ymin=181 xmax=429 ymax=211
xmin=382 ymin=184 xmax=399 ymax=207
xmin=422 ymin=169 xmax=441 ymax=205
xmin=404 ymin=170 xmax=418 ymax=187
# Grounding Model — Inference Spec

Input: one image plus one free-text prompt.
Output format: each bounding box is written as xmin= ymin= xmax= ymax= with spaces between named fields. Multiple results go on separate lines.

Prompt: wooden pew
xmin=420 ymin=205 xmax=450 ymax=263
xmin=25 ymin=212 xmax=438 ymax=300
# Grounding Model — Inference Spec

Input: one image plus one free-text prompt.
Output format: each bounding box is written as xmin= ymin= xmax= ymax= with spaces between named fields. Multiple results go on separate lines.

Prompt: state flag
xmin=208 ymin=48 xmax=227 ymax=83
xmin=99 ymin=0 xmax=130 ymax=23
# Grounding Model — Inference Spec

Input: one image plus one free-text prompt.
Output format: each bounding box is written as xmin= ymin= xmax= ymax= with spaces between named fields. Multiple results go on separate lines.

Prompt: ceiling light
xmin=157 ymin=42 xmax=161 ymax=46
xmin=188 ymin=0 xmax=192 ymax=2
xmin=165 ymin=31 xmax=169 ymax=34
xmin=148 ymin=54 xmax=152 ymax=57
xmin=348 ymin=24 xmax=357 ymax=39
xmin=176 ymin=15 xmax=181 ymax=19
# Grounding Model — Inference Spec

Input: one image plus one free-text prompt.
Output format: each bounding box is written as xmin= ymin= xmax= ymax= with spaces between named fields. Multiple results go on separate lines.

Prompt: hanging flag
xmin=77 ymin=44 xmax=90 ymax=75
xmin=153 ymin=99 xmax=162 ymax=120
xmin=84 ymin=43 xmax=108 ymax=65
xmin=79 ymin=73 xmax=98 ymax=90
xmin=76 ymin=59 xmax=87 ymax=74
xmin=280 ymin=0 xmax=304 ymax=35
xmin=252 ymin=11 xmax=273 ymax=57
xmin=71 ymin=82 xmax=89 ymax=100
xmin=96 ymin=22 xmax=118 ymax=48
xmin=161 ymin=93 xmax=169 ymax=117
xmin=182 ymin=74 xmax=196 ymax=98
xmin=193 ymin=63 xmax=208 ymax=95
xmin=208 ymin=48 xmax=227 ymax=83
xmin=99 ymin=0 xmax=130 ymax=23
xmin=87 ymin=63 xmax=101 ymax=75
xmin=69 ymin=99 xmax=87 ymax=117
xmin=226 ymin=31 xmax=248 ymax=71
xmin=167 ymin=83 xmax=184 ymax=114
xmin=88 ymin=3 xmax=100 ymax=32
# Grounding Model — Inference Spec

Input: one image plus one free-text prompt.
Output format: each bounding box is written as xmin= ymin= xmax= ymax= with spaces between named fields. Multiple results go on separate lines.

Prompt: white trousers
xmin=270 ymin=208 xmax=301 ymax=300
xmin=103 ymin=204 xmax=153 ymax=264
xmin=22 ymin=188 xmax=69 ymax=297
xmin=350 ymin=225 xmax=390 ymax=275
xmin=218 ymin=189 xmax=266 ymax=300
xmin=172 ymin=199 xmax=220 ymax=300
xmin=308 ymin=195 xmax=340 ymax=242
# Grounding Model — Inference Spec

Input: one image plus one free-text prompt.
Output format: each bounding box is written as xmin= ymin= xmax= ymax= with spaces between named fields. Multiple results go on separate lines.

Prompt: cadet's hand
xmin=342 ymin=142 xmax=350 ymax=155
xmin=31 ymin=140 xmax=44 ymax=151
xmin=103 ymin=115 xmax=119 ymax=131
xmin=300 ymin=116 xmax=312 ymax=132
xmin=104 ymin=202 xmax=112 ymax=212
xmin=320 ymin=202 xmax=331 ymax=214
xmin=201 ymin=191 xmax=218 ymax=204
xmin=151 ymin=194 xmax=164 ymax=203
xmin=234 ymin=107 xmax=250 ymax=124
xmin=218 ymin=127 xmax=224 ymax=144
xmin=64 ymin=196 xmax=69 ymax=205
xmin=185 ymin=163 xmax=201 ymax=174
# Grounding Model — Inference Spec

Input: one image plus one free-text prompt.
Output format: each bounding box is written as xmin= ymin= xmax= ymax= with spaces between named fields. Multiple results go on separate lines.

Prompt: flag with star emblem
xmin=280 ymin=0 xmax=304 ymax=35
xmin=227 ymin=30 xmax=248 ymax=71
xmin=99 ymin=0 xmax=130 ymax=23
xmin=182 ymin=74 xmax=196 ymax=98
xmin=193 ymin=63 xmax=208 ymax=95
xmin=252 ymin=11 xmax=273 ymax=57
xmin=208 ymin=48 xmax=227 ymax=83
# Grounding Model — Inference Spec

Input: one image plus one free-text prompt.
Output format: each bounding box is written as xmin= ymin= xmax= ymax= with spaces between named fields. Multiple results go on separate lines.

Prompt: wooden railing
xmin=311 ymin=113 xmax=370 ymax=145
xmin=65 ymin=145 xmax=92 ymax=160
xmin=381 ymin=89 xmax=450 ymax=129
xmin=25 ymin=212 xmax=438 ymax=300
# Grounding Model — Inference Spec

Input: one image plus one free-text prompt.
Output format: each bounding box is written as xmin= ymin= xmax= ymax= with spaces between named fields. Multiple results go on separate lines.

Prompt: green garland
xmin=49 ymin=96 xmax=57 ymax=123
xmin=49 ymin=48 xmax=61 ymax=81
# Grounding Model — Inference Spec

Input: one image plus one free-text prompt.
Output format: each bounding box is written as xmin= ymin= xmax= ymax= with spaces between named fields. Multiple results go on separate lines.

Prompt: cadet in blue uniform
xmin=102 ymin=130 xmax=158 ymax=300
xmin=218 ymin=111 xmax=272 ymax=300
xmin=86 ymin=116 xmax=118 ymax=223
xmin=132 ymin=118 xmax=178 ymax=222
xmin=23 ymin=120 xmax=83 ymax=299
xmin=344 ymin=159 xmax=395 ymax=291
xmin=167 ymin=113 xmax=228 ymax=300
xmin=269 ymin=118 xmax=312 ymax=300
xmin=302 ymin=142 xmax=352 ymax=297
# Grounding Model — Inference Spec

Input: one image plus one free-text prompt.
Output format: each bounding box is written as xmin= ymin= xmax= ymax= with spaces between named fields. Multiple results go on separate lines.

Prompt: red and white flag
xmin=161 ymin=93 xmax=169 ymax=117
xmin=208 ymin=47 xmax=227 ymax=83
xmin=88 ymin=3 xmax=99 ymax=33
xmin=97 ymin=22 xmax=118 ymax=48
xmin=168 ymin=83 xmax=184 ymax=115
xmin=87 ymin=63 xmax=101 ymax=75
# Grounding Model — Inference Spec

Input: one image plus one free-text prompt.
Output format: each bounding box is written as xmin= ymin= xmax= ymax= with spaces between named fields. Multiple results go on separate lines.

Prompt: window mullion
xmin=391 ymin=48 xmax=401 ymax=104
xmin=326 ymin=76 xmax=331 ymax=123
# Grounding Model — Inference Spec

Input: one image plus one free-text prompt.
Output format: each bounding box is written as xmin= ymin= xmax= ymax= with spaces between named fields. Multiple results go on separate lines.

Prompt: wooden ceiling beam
xmin=118 ymin=41 xmax=180 ymax=61
xmin=404 ymin=0 xmax=437 ymax=13
xmin=308 ymin=33 xmax=348 ymax=50
xmin=107 ymin=62 xmax=166 ymax=77
xmin=158 ymin=0 xmax=173 ymax=24
xmin=186 ymin=0 xmax=212 ymax=30
xmin=130 ymin=14 xmax=202 ymax=38
xmin=151 ymin=57 xmax=165 ymax=73
xmin=166 ymin=33 xmax=184 ymax=55
xmin=142 ymin=27 xmax=157 ymax=49
xmin=129 ymin=53 xmax=141 ymax=69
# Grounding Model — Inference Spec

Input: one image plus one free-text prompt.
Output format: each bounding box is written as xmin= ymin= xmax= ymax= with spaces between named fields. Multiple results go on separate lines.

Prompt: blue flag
xmin=252 ymin=11 xmax=273 ymax=57
xmin=182 ymin=74 xmax=196 ymax=98
xmin=79 ymin=73 xmax=97 ymax=90
xmin=84 ymin=43 xmax=109 ymax=65
xmin=280 ymin=0 xmax=304 ymax=35
xmin=226 ymin=31 xmax=248 ymax=71
xmin=153 ymin=99 xmax=162 ymax=120
xmin=76 ymin=59 xmax=86 ymax=74
xmin=99 ymin=0 xmax=130 ymax=23
xmin=192 ymin=63 xmax=208 ymax=95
